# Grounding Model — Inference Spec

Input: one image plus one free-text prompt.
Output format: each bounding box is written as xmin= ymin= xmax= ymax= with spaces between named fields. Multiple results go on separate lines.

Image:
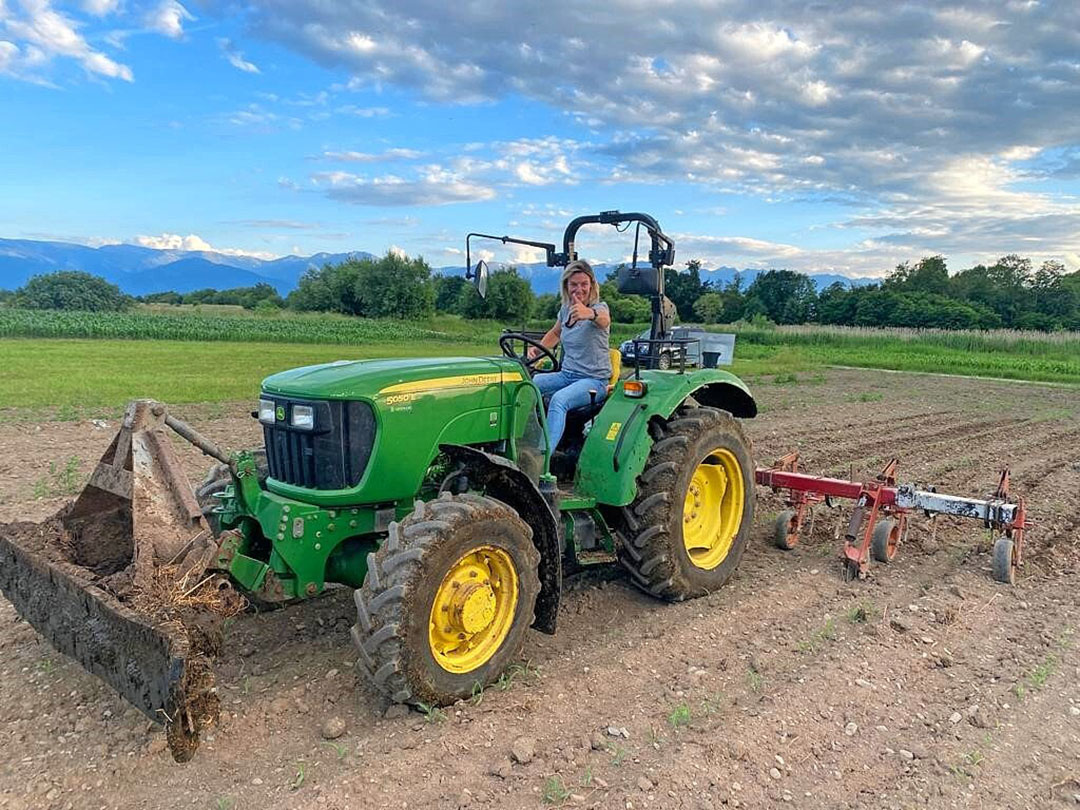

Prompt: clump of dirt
xmin=66 ymin=504 xmax=134 ymax=575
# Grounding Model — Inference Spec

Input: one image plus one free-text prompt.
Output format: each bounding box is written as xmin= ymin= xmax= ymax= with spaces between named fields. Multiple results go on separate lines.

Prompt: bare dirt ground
xmin=1 ymin=368 xmax=1078 ymax=810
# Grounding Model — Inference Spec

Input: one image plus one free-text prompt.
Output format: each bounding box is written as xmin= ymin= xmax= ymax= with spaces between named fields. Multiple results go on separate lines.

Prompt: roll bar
xmin=465 ymin=210 xmax=675 ymax=271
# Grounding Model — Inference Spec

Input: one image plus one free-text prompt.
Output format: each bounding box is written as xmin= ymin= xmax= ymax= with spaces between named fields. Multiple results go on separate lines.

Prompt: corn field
xmin=0 ymin=308 xmax=472 ymax=345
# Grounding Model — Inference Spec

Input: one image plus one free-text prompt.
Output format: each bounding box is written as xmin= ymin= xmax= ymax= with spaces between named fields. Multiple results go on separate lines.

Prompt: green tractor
xmin=0 ymin=211 xmax=757 ymax=760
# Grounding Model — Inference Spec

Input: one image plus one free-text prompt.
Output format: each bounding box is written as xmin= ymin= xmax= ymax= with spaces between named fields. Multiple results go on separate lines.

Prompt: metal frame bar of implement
xmin=755 ymin=453 xmax=1027 ymax=583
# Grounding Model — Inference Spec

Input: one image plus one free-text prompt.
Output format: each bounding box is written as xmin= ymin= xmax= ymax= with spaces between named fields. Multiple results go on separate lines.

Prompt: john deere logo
xmin=275 ymin=405 xmax=286 ymax=421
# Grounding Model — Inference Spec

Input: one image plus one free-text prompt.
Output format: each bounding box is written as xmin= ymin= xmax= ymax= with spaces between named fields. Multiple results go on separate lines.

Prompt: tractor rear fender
xmin=574 ymin=369 xmax=756 ymax=507
xmin=438 ymin=444 xmax=561 ymax=635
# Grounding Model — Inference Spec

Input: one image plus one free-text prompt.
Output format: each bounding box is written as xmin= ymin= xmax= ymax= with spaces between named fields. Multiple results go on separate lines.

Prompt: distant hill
xmin=0 ymin=236 xmax=878 ymax=296
xmin=0 ymin=238 xmax=372 ymax=295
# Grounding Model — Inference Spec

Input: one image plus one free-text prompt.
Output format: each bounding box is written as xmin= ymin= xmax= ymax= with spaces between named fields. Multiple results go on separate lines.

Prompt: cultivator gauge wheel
xmin=871 ymin=518 xmax=900 ymax=563
xmin=774 ymin=509 xmax=799 ymax=551
xmin=992 ymin=537 xmax=1016 ymax=585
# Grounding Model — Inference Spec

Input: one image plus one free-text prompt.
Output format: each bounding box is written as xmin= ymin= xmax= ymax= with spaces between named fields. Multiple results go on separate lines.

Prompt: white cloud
xmin=228 ymin=0 xmax=1080 ymax=269
xmin=80 ymin=0 xmax=118 ymax=15
xmin=132 ymin=232 xmax=279 ymax=259
xmin=320 ymin=148 xmax=424 ymax=162
xmin=218 ymin=38 xmax=259 ymax=74
xmin=335 ymin=105 xmax=391 ymax=118
xmin=2 ymin=0 xmax=133 ymax=81
xmin=311 ymin=169 xmax=496 ymax=206
xmin=145 ymin=0 xmax=192 ymax=39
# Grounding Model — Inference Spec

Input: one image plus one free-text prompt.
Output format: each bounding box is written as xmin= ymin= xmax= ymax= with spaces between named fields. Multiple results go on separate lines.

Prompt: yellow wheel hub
xmin=682 ymin=447 xmax=745 ymax=570
xmin=428 ymin=546 xmax=519 ymax=674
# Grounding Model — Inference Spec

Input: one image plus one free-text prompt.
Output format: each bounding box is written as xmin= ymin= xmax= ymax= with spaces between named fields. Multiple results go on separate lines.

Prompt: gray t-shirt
xmin=558 ymin=301 xmax=612 ymax=380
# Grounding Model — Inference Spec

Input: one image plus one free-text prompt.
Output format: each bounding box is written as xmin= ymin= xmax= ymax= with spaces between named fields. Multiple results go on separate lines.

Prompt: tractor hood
xmin=261 ymin=356 xmax=518 ymax=400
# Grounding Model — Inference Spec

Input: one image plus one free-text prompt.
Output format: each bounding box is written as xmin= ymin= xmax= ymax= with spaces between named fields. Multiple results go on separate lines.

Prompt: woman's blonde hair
xmin=559 ymin=259 xmax=600 ymax=306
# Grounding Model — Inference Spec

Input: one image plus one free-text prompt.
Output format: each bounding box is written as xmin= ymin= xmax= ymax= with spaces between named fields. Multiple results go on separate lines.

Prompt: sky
xmin=2 ymin=0 xmax=1079 ymax=277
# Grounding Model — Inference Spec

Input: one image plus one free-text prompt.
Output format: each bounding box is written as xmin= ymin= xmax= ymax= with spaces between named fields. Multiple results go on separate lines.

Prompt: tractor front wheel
xmin=352 ymin=492 xmax=540 ymax=706
xmin=618 ymin=404 xmax=755 ymax=601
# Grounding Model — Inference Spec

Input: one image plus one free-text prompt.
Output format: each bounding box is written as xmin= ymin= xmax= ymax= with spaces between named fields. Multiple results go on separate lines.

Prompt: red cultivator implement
xmin=756 ymin=453 xmax=1027 ymax=584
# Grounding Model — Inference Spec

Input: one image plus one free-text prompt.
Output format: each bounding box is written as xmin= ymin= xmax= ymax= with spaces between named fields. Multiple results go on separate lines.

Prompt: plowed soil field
xmin=1 ymin=368 xmax=1078 ymax=810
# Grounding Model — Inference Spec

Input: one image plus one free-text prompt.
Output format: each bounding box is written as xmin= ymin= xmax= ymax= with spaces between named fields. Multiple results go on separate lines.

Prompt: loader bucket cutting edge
xmin=0 ymin=529 xmax=205 ymax=761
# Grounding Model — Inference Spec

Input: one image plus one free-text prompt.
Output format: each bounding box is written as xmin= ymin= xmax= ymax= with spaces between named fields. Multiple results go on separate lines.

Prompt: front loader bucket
xmin=0 ymin=400 xmax=230 ymax=762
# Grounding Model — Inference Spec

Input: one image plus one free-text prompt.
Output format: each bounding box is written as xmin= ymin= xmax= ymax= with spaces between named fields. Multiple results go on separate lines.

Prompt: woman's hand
xmin=566 ymin=301 xmax=594 ymax=326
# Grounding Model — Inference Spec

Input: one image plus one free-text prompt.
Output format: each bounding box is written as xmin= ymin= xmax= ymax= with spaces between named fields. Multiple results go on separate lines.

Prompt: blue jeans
xmin=533 ymin=371 xmax=608 ymax=452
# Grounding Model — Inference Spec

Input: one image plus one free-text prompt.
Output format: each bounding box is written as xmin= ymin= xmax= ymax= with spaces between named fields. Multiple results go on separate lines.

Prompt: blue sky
xmin=2 ymin=0 xmax=1079 ymax=277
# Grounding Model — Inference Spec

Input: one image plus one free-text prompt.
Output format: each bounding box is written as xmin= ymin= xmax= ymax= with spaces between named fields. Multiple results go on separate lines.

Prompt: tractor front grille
xmin=261 ymin=397 xmax=376 ymax=490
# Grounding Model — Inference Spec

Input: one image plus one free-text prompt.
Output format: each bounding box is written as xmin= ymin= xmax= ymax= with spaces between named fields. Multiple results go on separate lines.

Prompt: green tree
xmin=664 ymin=260 xmax=707 ymax=321
xmin=745 ymin=270 xmax=817 ymax=324
xmin=885 ymin=256 xmax=950 ymax=295
xmin=692 ymin=292 xmax=724 ymax=324
xmin=434 ymin=275 xmax=468 ymax=314
xmin=534 ymin=293 xmax=561 ymax=321
xmin=598 ymin=279 xmax=651 ymax=322
xmin=14 ymin=271 xmax=132 ymax=312
xmin=816 ymin=282 xmax=859 ymax=325
xmin=459 ymin=268 xmax=534 ymax=321
xmin=354 ymin=252 xmax=435 ymax=319
xmin=287 ymin=261 xmax=363 ymax=313
xmin=286 ymin=253 xmax=434 ymax=318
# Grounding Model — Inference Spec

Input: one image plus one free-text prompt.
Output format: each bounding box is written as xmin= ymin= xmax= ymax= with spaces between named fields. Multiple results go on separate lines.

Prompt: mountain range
xmin=0 ymin=237 xmax=879 ymax=297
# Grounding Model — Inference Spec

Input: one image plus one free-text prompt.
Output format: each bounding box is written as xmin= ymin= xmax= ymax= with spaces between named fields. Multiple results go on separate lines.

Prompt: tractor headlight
xmin=290 ymin=404 xmax=315 ymax=430
xmin=258 ymin=399 xmax=276 ymax=424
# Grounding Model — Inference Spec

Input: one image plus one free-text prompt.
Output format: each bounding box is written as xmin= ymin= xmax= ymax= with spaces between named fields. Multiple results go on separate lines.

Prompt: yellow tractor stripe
xmin=379 ymin=371 xmax=523 ymax=396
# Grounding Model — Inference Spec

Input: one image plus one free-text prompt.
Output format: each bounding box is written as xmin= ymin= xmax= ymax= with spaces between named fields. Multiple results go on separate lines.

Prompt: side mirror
xmin=472 ymin=259 xmax=489 ymax=299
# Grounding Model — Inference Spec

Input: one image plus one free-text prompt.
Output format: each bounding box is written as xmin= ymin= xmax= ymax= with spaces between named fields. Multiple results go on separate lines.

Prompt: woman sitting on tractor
xmin=529 ymin=259 xmax=612 ymax=451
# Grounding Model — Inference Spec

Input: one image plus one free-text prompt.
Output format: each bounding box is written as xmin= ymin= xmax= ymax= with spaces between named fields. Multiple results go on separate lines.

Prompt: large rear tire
xmin=352 ymin=493 xmax=540 ymax=706
xmin=618 ymin=405 xmax=755 ymax=601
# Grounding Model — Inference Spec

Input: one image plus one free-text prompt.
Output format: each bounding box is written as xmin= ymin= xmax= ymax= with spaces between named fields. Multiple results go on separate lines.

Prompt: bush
xmin=14 ymin=271 xmax=132 ymax=312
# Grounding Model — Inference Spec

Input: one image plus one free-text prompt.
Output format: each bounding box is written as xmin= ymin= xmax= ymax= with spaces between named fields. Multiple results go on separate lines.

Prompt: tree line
xmin=4 ymin=251 xmax=1078 ymax=331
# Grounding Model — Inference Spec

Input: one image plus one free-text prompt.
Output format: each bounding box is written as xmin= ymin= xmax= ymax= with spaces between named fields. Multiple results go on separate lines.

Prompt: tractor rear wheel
xmin=352 ymin=492 xmax=540 ymax=706
xmin=618 ymin=404 xmax=755 ymax=601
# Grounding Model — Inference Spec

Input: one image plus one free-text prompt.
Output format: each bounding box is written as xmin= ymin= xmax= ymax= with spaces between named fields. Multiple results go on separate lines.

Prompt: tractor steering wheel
xmin=499 ymin=332 xmax=561 ymax=375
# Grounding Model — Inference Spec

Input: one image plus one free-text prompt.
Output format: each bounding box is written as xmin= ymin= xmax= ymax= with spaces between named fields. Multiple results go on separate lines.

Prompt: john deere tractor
xmin=0 ymin=211 xmax=757 ymax=760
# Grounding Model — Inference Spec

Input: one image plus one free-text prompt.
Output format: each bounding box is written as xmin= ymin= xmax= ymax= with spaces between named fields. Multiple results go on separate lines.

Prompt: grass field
xmin=732 ymin=324 xmax=1080 ymax=384
xmin=0 ymin=337 xmax=811 ymax=415
xmin=1 ymin=308 xmax=1076 ymax=416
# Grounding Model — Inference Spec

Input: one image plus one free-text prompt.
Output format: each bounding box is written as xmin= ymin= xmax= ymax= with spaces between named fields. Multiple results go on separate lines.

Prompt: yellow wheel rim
xmin=682 ymin=447 xmax=745 ymax=570
xmin=428 ymin=545 xmax=519 ymax=674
